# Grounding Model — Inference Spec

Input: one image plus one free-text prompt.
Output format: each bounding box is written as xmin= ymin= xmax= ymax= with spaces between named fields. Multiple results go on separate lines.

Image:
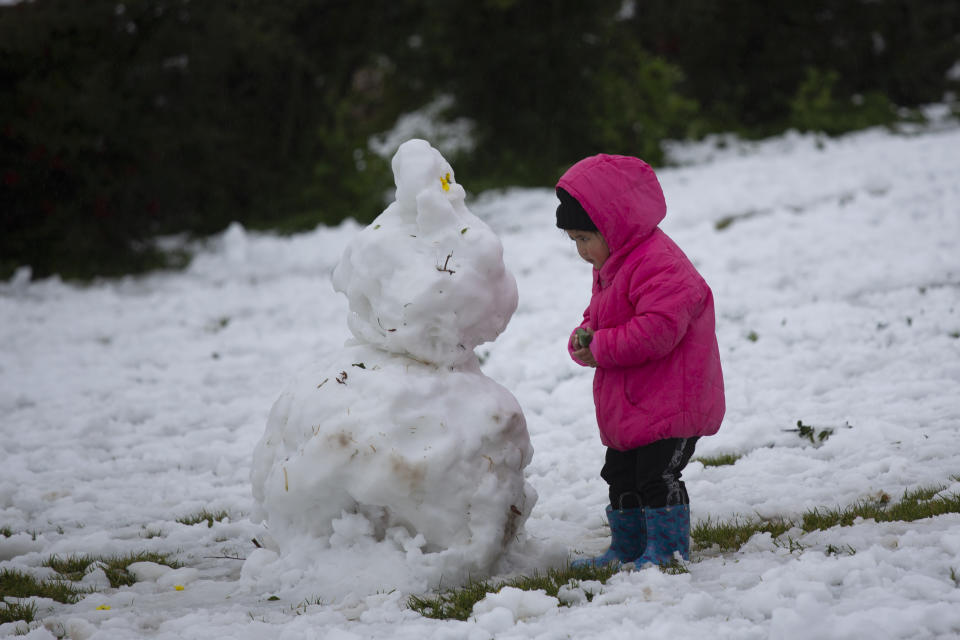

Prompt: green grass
xmin=176 ymin=509 xmax=230 ymax=528
xmin=693 ymin=516 xmax=793 ymax=552
xmin=695 ymin=453 xmax=742 ymax=467
xmin=140 ymin=526 xmax=164 ymax=539
xmin=789 ymin=420 xmax=835 ymax=445
xmin=825 ymin=543 xmax=856 ymax=556
xmin=41 ymin=555 xmax=92 ymax=581
xmin=0 ymin=568 xmax=88 ymax=604
xmin=801 ymin=485 xmax=960 ymax=531
xmin=0 ymin=600 xmax=38 ymax=625
xmin=43 ymin=551 xmax=181 ymax=588
xmin=1 ymin=526 xmax=13 ymax=538
xmin=0 ymin=551 xmax=181 ymax=626
xmin=693 ymin=484 xmax=960 ymax=553
xmin=408 ymin=564 xmax=618 ymax=621
xmin=659 ymin=559 xmax=690 ymax=574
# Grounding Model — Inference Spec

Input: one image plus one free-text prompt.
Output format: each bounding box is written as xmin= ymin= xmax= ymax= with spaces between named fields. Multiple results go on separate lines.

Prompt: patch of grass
xmin=801 ymin=485 xmax=959 ymax=531
xmin=43 ymin=551 xmax=181 ymax=588
xmin=1 ymin=526 xmax=13 ymax=538
xmin=692 ymin=516 xmax=793 ymax=552
xmin=140 ymin=526 xmax=164 ymax=539
xmin=408 ymin=564 xmax=618 ymax=621
xmin=42 ymin=555 xmax=92 ymax=582
xmin=825 ymin=543 xmax=856 ymax=556
xmin=0 ymin=600 xmax=37 ymax=625
xmin=0 ymin=568 xmax=88 ymax=604
xmin=659 ymin=559 xmax=690 ymax=575
xmin=695 ymin=483 xmax=960 ymax=554
xmin=787 ymin=420 xmax=835 ymax=445
xmin=695 ymin=453 xmax=742 ymax=467
xmin=772 ymin=536 xmax=808 ymax=554
xmin=290 ymin=595 xmax=327 ymax=614
xmin=902 ymin=485 xmax=947 ymax=503
xmin=177 ymin=509 xmax=230 ymax=528
xmin=98 ymin=551 xmax=182 ymax=588
xmin=1 ymin=551 xmax=180 ymax=629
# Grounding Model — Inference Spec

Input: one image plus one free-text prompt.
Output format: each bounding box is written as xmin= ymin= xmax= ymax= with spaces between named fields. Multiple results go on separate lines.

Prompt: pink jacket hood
xmin=557 ymin=154 xmax=666 ymax=280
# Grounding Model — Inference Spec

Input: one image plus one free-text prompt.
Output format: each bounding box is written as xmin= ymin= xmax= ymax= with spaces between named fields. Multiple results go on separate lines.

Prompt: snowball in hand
xmin=332 ymin=139 xmax=518 ymax=367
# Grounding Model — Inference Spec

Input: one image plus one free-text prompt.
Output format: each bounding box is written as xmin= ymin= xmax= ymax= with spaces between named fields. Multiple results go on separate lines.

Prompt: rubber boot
xmin=571 ymin=505 xmax=646 ymax=569
xmin=635 ymin=503 xmax=690 ymax=566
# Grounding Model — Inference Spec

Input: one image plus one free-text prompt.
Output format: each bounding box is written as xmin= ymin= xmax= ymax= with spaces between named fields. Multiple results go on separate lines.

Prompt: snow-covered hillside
xmin=2 ymin=124 xmax=959 ymax=639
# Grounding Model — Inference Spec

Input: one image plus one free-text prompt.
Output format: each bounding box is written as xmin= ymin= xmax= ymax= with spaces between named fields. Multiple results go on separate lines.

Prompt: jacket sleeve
xmin=567 ymin=306 xmax=592 ymax=366
xmin=590 ymin=261 xmax=707 ymax=369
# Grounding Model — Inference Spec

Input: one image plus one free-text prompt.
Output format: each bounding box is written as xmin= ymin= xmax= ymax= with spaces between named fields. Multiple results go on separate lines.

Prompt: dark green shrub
xmin=790 ymin=67 xmax=896 ymax=135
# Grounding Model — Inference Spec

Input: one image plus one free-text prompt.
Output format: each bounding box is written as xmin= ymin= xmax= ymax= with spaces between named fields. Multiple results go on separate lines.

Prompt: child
xmin=556 ymin=154 xmax=725 ymax=567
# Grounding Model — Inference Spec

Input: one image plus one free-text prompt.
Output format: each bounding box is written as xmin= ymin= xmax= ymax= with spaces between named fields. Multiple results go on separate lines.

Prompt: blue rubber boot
xmin=635 ymin=503 xmax=690 ymax=566
xmin=571 ymin=505 xmax=646 ymax=569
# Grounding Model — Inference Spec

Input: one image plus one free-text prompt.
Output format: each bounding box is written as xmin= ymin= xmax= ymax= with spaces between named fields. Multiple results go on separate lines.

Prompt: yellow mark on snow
xmin=174 ymin=585 xmax=185 ymax=591
xmin=283 ymin=467 xmax=289 ymax=492
xmin=440 ymin=172 xmax=451 ymax=192
xmin=96 ymin=605 xmax=111 ymax=611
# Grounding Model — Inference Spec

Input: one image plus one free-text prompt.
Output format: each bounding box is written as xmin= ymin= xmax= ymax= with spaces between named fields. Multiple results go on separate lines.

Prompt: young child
xmin=556 ymin=154 xmax=725 ymax=567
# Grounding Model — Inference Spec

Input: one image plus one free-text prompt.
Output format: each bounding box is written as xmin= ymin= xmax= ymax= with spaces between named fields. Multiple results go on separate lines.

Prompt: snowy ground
xmin=2 ymin=124 xmax=960 ymax=639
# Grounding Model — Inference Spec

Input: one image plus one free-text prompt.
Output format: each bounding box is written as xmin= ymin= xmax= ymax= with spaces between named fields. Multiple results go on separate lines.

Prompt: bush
xmin=790 ymin=67 xmax=896 ymax=135
xmin=3 ymin=1 xmax=957 ymax=279
xmin=0 ymin=0 xmax=411 ymax=279
xmin=630 ymin=0 xmax=960 ymax=136
xmin=424 ymin=0 xmax=698 ymax=188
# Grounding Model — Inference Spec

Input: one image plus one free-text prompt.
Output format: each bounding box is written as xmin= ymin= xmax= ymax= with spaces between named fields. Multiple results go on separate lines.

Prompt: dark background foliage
xmin=2 ymin=0 xmax=958 ymax=279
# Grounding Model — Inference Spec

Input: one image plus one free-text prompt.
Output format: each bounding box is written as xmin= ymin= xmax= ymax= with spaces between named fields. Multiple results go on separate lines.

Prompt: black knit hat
xmin=555 ymin=187 xmax=597 ymax=231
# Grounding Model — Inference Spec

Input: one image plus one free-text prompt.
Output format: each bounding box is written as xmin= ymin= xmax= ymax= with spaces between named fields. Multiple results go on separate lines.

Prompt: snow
xmin=2 ymin=124 xmax=960 ymax=638
xmin=471 ymin=587 xmax=558 ymax=633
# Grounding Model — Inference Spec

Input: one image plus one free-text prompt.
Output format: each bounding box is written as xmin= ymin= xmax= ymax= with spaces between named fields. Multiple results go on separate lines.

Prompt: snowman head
xmin=392 ymin=139 xmax=463 ymax=218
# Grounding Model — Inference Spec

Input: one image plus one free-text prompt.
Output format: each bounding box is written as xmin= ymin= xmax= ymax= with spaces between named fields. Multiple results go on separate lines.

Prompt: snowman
xmin=249 ymin=139 xmax=536 ymax=589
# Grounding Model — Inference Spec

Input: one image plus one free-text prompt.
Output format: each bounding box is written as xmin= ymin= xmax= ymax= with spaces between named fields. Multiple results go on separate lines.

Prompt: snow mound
xmin=472 ymin=587 xmax=559 ymax=634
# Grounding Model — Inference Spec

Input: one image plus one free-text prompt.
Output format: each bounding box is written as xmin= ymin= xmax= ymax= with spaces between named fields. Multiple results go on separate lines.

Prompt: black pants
xmin=601 ymin=437 xmax=699 ymax=510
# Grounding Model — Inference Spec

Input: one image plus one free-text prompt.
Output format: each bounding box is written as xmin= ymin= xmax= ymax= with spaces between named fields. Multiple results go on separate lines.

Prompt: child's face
xmin=566 ymin=230 xmax=610 ymax=270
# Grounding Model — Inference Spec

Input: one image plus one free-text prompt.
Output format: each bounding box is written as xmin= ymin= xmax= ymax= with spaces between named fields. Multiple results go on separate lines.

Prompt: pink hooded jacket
xmin=558 ymin=154 xmax=725 ymax=451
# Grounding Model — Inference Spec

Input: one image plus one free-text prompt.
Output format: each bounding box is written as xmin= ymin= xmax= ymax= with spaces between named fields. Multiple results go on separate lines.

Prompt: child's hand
xmin=573 ymin=344 xmax=598 ymax=367
xmin=572 ymin=328 xmax=597 ymax=367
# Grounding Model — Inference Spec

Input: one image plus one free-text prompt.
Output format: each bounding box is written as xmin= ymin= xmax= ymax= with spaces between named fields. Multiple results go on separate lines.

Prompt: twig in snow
xmin=436 ymin=252 xmax=455 ymax=275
